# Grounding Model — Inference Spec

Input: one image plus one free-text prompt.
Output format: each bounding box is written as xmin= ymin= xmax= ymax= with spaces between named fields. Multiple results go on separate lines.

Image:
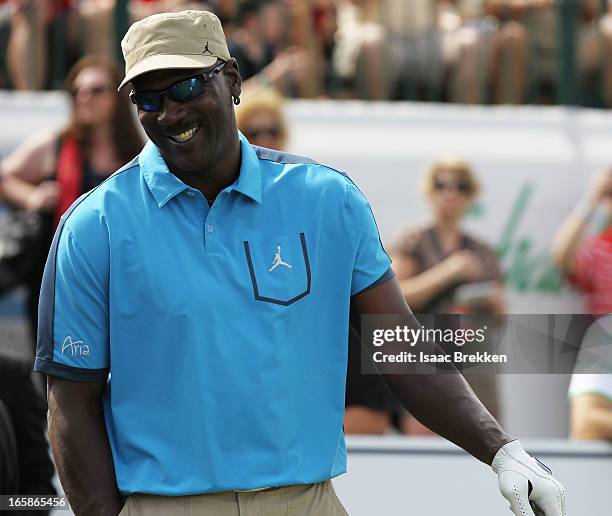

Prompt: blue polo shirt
xmin=34 ymin=132 xmax=392 ymax=495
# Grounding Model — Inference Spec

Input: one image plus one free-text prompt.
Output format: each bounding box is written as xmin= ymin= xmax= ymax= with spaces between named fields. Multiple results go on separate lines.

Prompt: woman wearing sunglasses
xmin=0 ymin=54 xmax=144 ymax=353
xmin=390 ymin=157 xmax=506 ymax=434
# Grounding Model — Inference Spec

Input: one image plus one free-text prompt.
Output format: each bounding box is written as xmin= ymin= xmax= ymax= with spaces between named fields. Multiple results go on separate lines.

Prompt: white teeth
xmin=170 ymin=125 xmax=200 ymax=143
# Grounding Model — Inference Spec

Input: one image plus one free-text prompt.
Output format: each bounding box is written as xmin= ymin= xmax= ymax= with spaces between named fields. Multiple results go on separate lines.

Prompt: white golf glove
xmin=492 ymin=440 xmax=567 ymax=516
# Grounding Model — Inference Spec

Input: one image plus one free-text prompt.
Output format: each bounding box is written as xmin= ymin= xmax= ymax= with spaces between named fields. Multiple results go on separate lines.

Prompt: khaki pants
xmin=119 ymin=481 xmax=349 ymax=516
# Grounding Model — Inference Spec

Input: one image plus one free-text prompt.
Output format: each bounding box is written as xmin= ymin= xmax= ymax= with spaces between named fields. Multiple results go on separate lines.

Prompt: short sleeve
xmin=34 ymin=220 xmax=110 ymax=382
xmin=345 ymin=182 xmax=393 ymax=296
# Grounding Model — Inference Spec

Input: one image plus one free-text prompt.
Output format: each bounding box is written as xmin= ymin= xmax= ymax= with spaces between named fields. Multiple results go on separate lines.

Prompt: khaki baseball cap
xmin=118 ymin=10 xmax=231 ymax=90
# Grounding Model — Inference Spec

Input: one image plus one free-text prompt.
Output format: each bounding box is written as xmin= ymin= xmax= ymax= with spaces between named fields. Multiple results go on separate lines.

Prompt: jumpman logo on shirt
xmin=268 ymin=245 xmax=292 ymax=271
xmin=202 ymin=41 xmax=213 ymax=55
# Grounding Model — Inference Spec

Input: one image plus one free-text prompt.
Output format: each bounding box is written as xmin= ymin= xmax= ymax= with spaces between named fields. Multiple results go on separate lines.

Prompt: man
xmin=34 ymin=10 xmax=566 ymax=516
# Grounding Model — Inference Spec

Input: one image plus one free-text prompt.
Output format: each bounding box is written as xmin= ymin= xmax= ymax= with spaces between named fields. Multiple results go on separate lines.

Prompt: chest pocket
xmin=243 ymin=232 xmax=311 ymax=306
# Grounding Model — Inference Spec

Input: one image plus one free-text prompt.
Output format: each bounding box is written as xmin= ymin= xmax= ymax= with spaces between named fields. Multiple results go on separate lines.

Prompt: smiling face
xmin=131 ymin=59 xmax=242 ymax=177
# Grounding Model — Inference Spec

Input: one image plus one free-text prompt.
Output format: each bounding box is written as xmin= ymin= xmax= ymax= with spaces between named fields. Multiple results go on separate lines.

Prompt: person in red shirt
xmin=553 ymin=168 xmax=612 ymax=315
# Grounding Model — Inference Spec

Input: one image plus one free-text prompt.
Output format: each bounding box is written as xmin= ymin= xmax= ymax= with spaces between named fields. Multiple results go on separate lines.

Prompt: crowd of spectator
xmin=1 ymin=0 xmax=612 ymax=106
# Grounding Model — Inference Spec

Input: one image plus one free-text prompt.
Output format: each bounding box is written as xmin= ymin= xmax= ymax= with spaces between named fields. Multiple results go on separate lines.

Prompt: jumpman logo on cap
xmin=268 ymin=245 xmax=292 ymax=271
xmin=203 ymin=41 xmax=213 ymax=55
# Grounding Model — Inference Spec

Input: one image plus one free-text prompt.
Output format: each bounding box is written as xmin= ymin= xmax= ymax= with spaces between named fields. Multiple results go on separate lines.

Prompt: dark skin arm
xmin=350 ymin=277 xmax=511 ymax=465
xmin=47 ymin=376 xmax=122 ymax=516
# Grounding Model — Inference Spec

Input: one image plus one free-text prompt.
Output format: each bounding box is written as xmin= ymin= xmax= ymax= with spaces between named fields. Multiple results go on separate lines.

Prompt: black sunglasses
xmin=130 ymin=61 xmax=227 ymax=112
xmin=433 ymin=179 xmax=472 ymax=194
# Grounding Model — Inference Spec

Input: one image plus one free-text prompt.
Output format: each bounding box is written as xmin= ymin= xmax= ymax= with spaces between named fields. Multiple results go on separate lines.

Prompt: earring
xmin=233 ymin=96 xmax=240 ymax=106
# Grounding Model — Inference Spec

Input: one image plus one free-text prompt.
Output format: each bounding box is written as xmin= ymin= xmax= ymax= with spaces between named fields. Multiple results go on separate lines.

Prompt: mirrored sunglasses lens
xmin=133 ymin=93 xmax=161 ymax=112
xmin=169 ymin=77 xmax=204 ymax=101
xmin=142 ymin=102 xmax=161 ymax=112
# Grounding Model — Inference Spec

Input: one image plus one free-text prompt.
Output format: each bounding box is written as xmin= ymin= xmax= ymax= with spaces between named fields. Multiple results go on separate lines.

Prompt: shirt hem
xmin=34 ymin=357 xmax=109 ymax=382
xmin=351 ymin=267 xmax=395 ymax=297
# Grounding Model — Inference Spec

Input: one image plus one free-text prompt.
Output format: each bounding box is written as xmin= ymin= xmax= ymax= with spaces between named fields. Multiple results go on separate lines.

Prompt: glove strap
xmin=491 ymin=439 xmax=524 ymax=473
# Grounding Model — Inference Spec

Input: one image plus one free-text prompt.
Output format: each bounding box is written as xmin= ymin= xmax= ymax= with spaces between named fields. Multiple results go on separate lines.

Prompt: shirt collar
xmin=139 ymin=131 xmax=262 ymax=208
xmin=233 ymin=131 xmax=262 ymax=204
xmin=139 ymin=141 xmax=188 ymax=208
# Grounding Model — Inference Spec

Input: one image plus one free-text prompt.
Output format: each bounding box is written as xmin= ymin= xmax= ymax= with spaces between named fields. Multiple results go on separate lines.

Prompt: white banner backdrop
xmin=3 ymin=94 xmax=612 ymax=437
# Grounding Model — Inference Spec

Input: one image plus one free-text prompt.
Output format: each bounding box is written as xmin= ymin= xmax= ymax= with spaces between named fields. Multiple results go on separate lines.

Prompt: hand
xmin=444 ymin=250 xmax=482 ymax=283
xmin=26 ymin=180 xmax=59 ymax=213
xmin=493 ymin=440 xmax=567 ymax=516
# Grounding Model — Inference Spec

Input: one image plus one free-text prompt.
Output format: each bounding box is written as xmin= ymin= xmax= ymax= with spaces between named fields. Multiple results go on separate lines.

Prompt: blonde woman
xmin=392 ymin=158 xmax=505 ymax=433
xmin=236 ymin=88 xmax=288 ymax=149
